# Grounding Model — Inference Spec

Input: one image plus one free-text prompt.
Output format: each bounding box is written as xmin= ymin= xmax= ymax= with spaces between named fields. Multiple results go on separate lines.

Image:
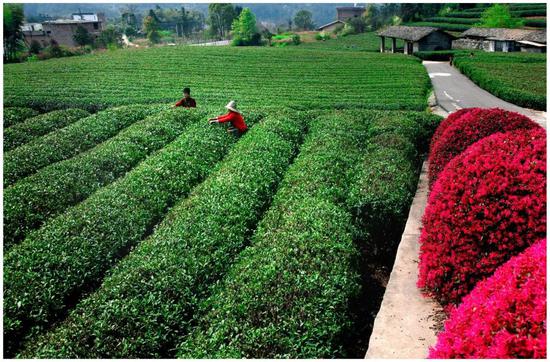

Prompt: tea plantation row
xmin=5 ymin=105 xmax=440 ymax=358
xmin=4 ymin=46 xmax=430 ymax=112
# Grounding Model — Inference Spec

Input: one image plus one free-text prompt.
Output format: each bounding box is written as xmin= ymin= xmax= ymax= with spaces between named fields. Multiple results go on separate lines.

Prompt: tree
xmin=231 ymin=8 xmax=261 ymax=46
xmin=207 ymin=4 xmax=237 ymax=39
xmin=4 ymin=3 xmax=25 ymax=62
xmin=477 ymin=4 xmax=524 ymax=28
xmin=97 ymin=25 xmax=123 ymax=48
xmin=143 ymin=15 xmax=160 ymax=44
xmin=293 ymin=10 xmax=315 ymax=31
xmin=261 ymin=28 xmax=273 ymax=46
xmin=28 ymin=40 xmax=42 ymax=55
xmin=73 ymin=25 xmax=93 ymax=47
xmin=287 ymin=18 xmax=293 ymax=31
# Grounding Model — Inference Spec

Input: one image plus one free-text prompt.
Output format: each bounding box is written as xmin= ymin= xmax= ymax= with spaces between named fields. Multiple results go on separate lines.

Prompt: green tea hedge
xmin=4 ymin=112 xmax=259 ymax=357
xmin=3 ymin=108 xmax=204 ymax=251
xmin=3 ymin=104 xmax=164 ymax=186
xmin=4 ymin=108 xmax=90 ymax=151
xmin=178 ymin=113 xmax=371 ymax=358
xmin=3 ymin=106 xmax=39 ymax=127
xmin=21 ymin=113 xmax=306 ymax=358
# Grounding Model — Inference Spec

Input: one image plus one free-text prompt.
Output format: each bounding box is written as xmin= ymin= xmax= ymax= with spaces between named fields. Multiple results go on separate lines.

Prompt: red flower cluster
xmin=428 ymin=108 xmax=540 ymax=187
xmin=418 ymin=128 xmax=546 ymax=305
xmin=428 ymin=108 xmax=474 ymax=152
xmin=429 ymin=239 xmax=547 ymax=359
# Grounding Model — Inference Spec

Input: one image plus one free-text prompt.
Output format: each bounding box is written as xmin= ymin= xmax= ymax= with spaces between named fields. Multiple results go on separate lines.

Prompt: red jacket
xmin=175 ymin=97 xmax=196 ymax=108
xmin=217 ymin=111 xmax=247 ymax=132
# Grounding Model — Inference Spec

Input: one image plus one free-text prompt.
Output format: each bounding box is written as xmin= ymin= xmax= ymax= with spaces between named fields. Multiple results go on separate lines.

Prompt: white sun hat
xmin=225 ymin=100 xmax=240 ymax=114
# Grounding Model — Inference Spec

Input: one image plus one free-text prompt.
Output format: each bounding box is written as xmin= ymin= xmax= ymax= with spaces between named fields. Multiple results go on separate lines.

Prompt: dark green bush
xmin=4 ymin=108 xmax=90 ymax=151
xmin=4 ymin=105 xmax=164 ymax=186
xmin=524 ymin=19 xmax=546 ymax=28
xmin=3 ymin=106 xmax=39 ymax=127
xmin=177 ymin=113 xmax=374 ymax=358
xmin=4 ymin=112 xmax=264 ymax=357
xmin=3 ymin=108 xmax=205 ymax=251
xmin=17 ymin=112 xmax=304 ymax=358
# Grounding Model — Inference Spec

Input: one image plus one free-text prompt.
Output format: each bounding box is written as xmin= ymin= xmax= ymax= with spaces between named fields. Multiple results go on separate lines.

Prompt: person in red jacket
xmin=173 ymin=87 xmax=196 ymax=108
xmin=208 ymin=100 xmax=248 ymax=137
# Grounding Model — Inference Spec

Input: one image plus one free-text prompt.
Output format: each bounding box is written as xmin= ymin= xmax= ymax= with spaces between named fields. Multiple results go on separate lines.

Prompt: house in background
xmin=336 ymin=6 xmax=365 ymax=21
xmin=22 ymin=13 xmax=105 ymax=48
xmin=317 ymin=5 xmax=364 ymax=32
xmin=453 ymin=28 xmax=546 ymax=53
xmin=377 ymin=26 xmax=455 ymax=54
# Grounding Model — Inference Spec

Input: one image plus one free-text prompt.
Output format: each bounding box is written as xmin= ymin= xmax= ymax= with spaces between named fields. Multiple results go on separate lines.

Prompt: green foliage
xmin=3 ymin=107 xmax=39 ymax=128
xmin=4 ymin=108 xmax=90 ymax=151
xmin=293 ymin=9 xmax=316 ymax=30
xmin=5 ymin=111 xmax=266 ymax=357
xmin=178 ymin=112 xmax=370 ymax=358
xmin=97 ymin=25 xmax=123 ymax=48
xmin=143 ymin=15 xmax=160 ymax=44
xmin=4 ymin=3 xmax=25 ymax=61
xmin=342 ymin=17 xmax=367 ymax=36
xmin=3 ymin=105 xmax=162 ymax=187
xmin=4 ymin=47 xmax=431 ymax=112
xmin=3 ymin=108 xmax=202 ymax=251
xmin=477 ymin=4 xmax=524 ymax=28
xmin=28 ymin=40 xmax=42 ymax=54
xmin=231 ymin=8 xmax=261 ymax=46
xmin=20 ymin=113 xmax=305 ymax=358
xmin=453 ymin=52 xmax=546 ymax=110
xmin=73 ymin=25 xmax=93 ymax=47
xmin=207 ymin=3 xmax=238 ymax=39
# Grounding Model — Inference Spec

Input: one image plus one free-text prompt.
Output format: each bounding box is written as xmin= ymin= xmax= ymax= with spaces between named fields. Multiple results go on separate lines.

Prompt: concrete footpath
xmin=365 ymin=162 xmax=445 ymax=359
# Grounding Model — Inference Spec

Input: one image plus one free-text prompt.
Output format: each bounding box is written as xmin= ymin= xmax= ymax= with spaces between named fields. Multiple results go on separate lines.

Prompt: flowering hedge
xmin=428 ymin=108 xmax=540 ymax=186
xmin=428 ymin=108 xmax=473 ymax=153
xmin=429 ymin=239 xmax=546 ymax=359
xmin=418 ymin=128 xmax=546 ymax=305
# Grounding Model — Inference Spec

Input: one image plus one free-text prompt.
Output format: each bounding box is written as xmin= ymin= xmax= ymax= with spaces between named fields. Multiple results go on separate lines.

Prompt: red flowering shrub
xmin=418 ymin=128 xmax=546 ymax=305
xmin=428 ymin=108 xmax=540 ymax=186
xmin=429 ymin=108 xmax=475 ymax=153
xmin=429 ymin=239 xmax=547 ymax=359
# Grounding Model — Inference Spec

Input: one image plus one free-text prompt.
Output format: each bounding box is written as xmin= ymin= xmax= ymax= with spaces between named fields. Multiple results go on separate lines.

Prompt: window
xmin=93 ymin=22 xmax=99 ymax=30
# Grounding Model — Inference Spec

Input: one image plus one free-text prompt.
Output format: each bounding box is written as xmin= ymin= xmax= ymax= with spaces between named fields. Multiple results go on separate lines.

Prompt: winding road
xmin=424 ymin=61 xmax=546 ymax=128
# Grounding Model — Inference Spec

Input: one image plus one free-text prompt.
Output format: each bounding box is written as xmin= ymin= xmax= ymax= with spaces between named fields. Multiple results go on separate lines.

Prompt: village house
xmin=317 ymin=6 xmax=364 ymax=32
xmin=377 ymin=26 xmax=455 ymax=54
xmin=453 ymin=28 xmax=546 ymax=53
xmin=22 ymin=12 xmax=105 ymax=48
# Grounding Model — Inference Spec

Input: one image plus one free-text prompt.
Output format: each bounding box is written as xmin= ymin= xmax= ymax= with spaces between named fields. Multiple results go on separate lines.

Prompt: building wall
xmin=452 ymin=38 xmax=492 ymax=51
xmin=42 ymin=22 xmax=101 ymax=47
xmin=418 ymin=32 xmax=453 ymax=51
xmin=23 ymin=32 xmax=50 ymax=47
xmin=319 ymin=22 xmax=343 ymax=33
xmin=521 ymin=46 xmax=546 ymax=53
xmin=337 ymin=8 xmax=365 ymax=21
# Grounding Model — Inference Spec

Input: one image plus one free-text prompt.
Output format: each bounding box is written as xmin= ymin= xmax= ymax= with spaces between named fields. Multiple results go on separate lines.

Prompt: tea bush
xmin=4 ymin=108 xmax=90 ymax=151
xmin=4 ymin=104 xmax=164 ymax=186
xmin=3 ymin=106 xmax=39 ymax=127
xmin=419 ymin=128 xmax=546 ymax=305
xmin=429 ymin=239 xmax=546 ymax=359
xmin=19 ymin=112 xmax=306 ymax=358
xmin=3 ymin=108 xmax=206 ymax=250
xmin=4 ymin=112 xmax=257 ymax=356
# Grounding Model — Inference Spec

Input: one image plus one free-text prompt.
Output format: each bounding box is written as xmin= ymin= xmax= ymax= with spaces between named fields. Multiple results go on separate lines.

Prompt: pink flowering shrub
xmin=428 ymin=108 xmax=540 ymax=187
xmin=418 ymin=128 xmax=546 ymax=305
xmin=429 ymin=239 xmax=547 ymax=359
xmin=428 ymin=108 xmax=475 ymax=154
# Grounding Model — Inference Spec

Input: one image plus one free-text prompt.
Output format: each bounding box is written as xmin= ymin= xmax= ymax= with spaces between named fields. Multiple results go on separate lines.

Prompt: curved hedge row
xmin=454 ymin=56 xmax=546 ymax=110
xmin=4 ymin=108 xmax=90 ymax=151
xmin=3 ymin=104 xmax=164 ymax=186
xmin=419 ymin=128 xmax=546 ymax=305
xmin=428 ymin=108 xmax=539 ymax=187
xmin=3 ymin=106 xmax=39 ymax=127
xmin=430 ymin=239 xmax=546 ymax=359
xmin=178 ymin=111 xmax=436 ymax=358
xmin=4 ymin=112 xmax=259 ymax=357
xmin=3 ymin=108 xmax=204 ymax=251
xmin=178 ymin=113 xmax=370 ymax=358
xmin=21 ymin=112 xmax=307 ymax=358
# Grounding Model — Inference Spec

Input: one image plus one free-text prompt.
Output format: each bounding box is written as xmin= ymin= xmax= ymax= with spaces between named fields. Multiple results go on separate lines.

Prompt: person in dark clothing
xmin=174 ymin=87 xmax=197 ymax=108
xmin=208 ymin=100 xmax=248 ymax=137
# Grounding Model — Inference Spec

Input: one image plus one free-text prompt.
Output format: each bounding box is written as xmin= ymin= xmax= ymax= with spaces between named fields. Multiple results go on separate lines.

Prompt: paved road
xmin=423 ymin=61 xmax=546 ymax=128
